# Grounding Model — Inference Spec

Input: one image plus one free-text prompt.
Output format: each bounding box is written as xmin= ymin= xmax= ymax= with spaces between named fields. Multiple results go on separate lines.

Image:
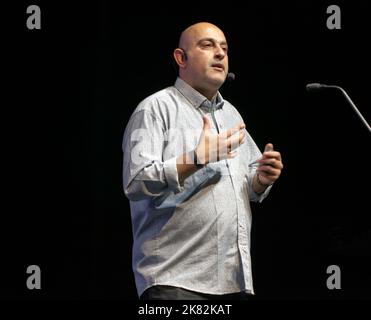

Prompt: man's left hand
xmin=256 ymin=143 xmax=283 ymax=186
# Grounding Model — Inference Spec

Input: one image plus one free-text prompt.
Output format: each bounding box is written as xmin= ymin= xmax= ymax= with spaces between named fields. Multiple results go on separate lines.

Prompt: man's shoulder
xmin=222 ymin=98 xmax=240 ymax=114
xmin=135 ymin=85 xmax=178 ymax=114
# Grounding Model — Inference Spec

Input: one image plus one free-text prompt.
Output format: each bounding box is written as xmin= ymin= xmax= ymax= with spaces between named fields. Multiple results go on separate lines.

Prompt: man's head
xmin=173 ymin=22 xmax=229 ymax=100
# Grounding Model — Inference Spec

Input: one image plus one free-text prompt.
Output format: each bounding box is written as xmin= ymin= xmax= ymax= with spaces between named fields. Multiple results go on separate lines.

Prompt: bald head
xmin=174 ymin=22 xmax=229 ymax=100
xmin=179 ymin=22 xmax=226 ymax=51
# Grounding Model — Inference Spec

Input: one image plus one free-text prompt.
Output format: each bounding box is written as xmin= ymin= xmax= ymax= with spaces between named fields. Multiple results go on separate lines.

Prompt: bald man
xmin=122 ymin=22 xmax=283 ymax=300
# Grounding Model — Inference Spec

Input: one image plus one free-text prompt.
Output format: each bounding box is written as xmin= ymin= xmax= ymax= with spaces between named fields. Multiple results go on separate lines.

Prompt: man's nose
xmin=214 ymin=45 xmax=226 ymax=59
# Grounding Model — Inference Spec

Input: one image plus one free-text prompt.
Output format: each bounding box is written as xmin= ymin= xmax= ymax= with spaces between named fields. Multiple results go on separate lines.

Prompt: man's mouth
xmin=211 ymin=63 xmax=224 ymax=71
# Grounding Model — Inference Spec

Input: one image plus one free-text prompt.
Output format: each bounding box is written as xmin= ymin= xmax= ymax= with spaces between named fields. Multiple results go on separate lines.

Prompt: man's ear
xmin=173 ymin=48 xmax=187 ymax=69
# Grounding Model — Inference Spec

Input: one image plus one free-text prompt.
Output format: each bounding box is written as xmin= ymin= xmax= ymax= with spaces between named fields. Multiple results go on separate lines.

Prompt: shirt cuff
xmin=163 ymin=156 xmax=183 ymax=194
xmin=254 ymin=184 xmax=273 ymax=203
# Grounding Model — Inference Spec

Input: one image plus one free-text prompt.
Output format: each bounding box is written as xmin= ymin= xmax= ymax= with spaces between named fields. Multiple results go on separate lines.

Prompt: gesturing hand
xmin=256 ymin=143 xmax=283 ymax=186
xmin=195 ymin=116 xmax=246 ymax=165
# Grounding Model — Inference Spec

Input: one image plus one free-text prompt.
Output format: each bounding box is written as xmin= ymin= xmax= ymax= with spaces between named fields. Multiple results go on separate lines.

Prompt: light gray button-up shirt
xmin=122 ymin=77 xmax=272 ymax=297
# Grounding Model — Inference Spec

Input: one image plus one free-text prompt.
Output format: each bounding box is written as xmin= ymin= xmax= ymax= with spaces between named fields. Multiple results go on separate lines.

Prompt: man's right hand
xmin=194 ymin=116 xmax=246 ymax=165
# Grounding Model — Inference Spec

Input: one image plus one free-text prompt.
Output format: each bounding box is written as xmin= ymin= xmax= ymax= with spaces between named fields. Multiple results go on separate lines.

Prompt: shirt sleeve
xmin=122 ymin=108 xmax=183 ymax=202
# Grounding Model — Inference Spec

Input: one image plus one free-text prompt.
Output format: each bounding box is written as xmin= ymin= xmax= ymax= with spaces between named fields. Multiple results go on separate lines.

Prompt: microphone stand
xmin=307 ymin=84 xmax=371 ymax=134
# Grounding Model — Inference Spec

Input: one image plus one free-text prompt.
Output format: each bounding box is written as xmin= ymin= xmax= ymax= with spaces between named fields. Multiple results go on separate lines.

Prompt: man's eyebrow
xmin=197 ymin=38 xmax=228 ymax=46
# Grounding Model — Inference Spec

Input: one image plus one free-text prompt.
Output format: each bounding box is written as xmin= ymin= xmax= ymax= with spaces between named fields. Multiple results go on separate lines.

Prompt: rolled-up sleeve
xmin=123 ymin=108 xmax=182 ymax=202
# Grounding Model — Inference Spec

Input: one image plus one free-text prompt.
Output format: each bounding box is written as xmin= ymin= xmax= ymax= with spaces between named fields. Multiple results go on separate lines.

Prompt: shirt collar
xmin=174 ymin=77 xmax=224 ymax=111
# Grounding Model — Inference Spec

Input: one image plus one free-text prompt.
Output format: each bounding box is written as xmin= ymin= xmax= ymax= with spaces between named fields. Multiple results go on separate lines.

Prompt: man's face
xmin=182 ymin=24 xmax=229 ymax=91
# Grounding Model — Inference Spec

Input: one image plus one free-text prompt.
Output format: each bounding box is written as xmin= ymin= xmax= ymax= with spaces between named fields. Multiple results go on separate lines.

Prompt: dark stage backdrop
xmin=2 ymin=1 xmax=370 ymax=301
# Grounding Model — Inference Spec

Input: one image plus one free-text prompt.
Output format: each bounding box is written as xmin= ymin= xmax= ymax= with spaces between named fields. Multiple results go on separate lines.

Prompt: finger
xmin=240 ymin=132 xmax=246 ymax=145
xmin=224 ymin=127 xmax=239 ymax=138
xmin=258 ymin=158 xmax=283 ymax=169
xmin=262 ymin=151 xmax=282 ymax=161
xmin=226 ymin=150 xmax=238 ymax=159
xmin=264 ymin=143 xmax=274 ymax=152
xmin=225 ymin=122 xmax=245 ymax=138
xmin=202 ymin=116 xmax=211 ymax=130
xmin=257 ymin=166 xmax=281 ymax=176
xmin=226 ymin=130 xmax=245 ymax=150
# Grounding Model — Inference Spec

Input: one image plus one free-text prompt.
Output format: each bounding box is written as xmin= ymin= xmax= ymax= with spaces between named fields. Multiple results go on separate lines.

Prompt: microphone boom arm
xmin=307 ymin=83 xmax=371 ymax=134
xmin=328 ymin=85 xmax=371 ymax=134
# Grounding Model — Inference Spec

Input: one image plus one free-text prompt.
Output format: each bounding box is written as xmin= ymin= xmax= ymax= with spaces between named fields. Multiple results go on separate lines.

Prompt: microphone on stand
xmin=306 ymin=83 xmax=371 ymax=134
xmin=306 ymin=83 xmax=328 ymax=92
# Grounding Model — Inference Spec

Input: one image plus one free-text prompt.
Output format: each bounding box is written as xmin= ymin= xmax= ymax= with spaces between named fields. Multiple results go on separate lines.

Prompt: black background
xmin=2 ymin=1 xmax=370 ymax=302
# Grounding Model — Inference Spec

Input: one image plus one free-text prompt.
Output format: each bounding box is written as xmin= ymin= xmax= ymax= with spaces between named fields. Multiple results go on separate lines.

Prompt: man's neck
xmin=179 ymin=76 xmax=218 ymax=101
xmin=192 ymin=85 xmax=217 ymax=101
